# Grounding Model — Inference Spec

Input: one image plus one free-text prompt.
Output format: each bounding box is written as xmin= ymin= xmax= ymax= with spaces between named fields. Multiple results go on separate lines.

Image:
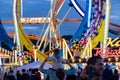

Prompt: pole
xmin=33 ymin=46 xmax=37 ymax=62
xmin=103 ymin=0 xmax=111 ymax=49
xmin=21 ymin=0 xmax=23 ymax=17
xmin=13 ymin=0 xmax=23 ymax=66
xmin=14 ymin=47 xmax=18 ymax=65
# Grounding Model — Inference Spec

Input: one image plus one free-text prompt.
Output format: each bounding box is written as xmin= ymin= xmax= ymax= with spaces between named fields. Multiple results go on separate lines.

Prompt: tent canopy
xmin=17 ymin=61 xmax=51 ymax=70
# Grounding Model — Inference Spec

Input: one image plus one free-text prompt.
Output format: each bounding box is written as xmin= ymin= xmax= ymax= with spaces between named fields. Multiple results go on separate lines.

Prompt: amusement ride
xmin=0 ymin=0 xmax=120 ymax=67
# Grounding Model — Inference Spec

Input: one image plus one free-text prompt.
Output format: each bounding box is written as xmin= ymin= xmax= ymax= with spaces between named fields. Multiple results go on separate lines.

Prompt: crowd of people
xmin=0 ymin=48 xmax=120 ymax=80
xmin=0 ymin=68 xmax=41 ymax=80
xmin=40 ymin=55 xmax=119 ymax=80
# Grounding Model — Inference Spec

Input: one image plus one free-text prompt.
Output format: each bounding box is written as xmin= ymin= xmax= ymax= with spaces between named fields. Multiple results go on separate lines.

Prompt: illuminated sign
xmin=94 ymin=47 xmax=120 ymax=57
xmin=106 ymin=37 xmax=120 ymax=47
xmin=21 ymin=17 xmax=50 ymax=24
xmin=94 ymin=37 xmax=120 ymax=58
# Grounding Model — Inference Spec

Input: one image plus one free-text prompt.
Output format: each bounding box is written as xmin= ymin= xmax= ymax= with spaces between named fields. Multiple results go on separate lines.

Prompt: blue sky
xmin=0 ymin=0 xmax=120 ymax=38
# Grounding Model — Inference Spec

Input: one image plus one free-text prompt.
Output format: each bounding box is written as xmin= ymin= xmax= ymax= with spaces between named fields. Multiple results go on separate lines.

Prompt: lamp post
xmin=33 ymin=46 xmax=37 ymax=62
xmin=13 ymin=46 xmax=18 ymax=65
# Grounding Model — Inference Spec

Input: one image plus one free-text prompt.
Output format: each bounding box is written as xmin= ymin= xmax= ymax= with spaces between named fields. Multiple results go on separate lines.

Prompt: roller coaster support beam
xmin=13 ymin=0 xmax=23 ymax=66
xmin=103 ymin=0 xmax=111 ymax=49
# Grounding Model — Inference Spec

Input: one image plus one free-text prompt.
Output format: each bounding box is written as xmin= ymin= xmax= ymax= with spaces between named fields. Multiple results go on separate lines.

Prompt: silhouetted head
xmin=87 ymin=56 xmax=104 ymax=76
xmin=56 ymin=68 xmax=65 ymax=80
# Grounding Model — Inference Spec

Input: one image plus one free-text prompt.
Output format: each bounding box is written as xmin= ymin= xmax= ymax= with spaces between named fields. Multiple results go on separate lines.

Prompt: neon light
xmin=94 ymin=37 xmax=120 ymax=58
xmin=94 ymin=47 xmax=120 ymax=57
xmin=106 ymin=37 xmax=120 ymax=47
xmin=79 ymin=39 xmax=87 ymax=46
xmin=21 ymin=18 xmax=50 ymax=24
xmin=87 ymin=0 xmax=92 ymax=28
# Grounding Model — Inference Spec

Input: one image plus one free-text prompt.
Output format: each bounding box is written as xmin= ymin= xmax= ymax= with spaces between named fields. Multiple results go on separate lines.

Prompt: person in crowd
xmin=76 ymin=66 xmax=82 ymax=78
xmin=113 ymin=69 xmax=119 ymax=80
xmin=16 ymin=70 xmax=21 ymax=80
xmin=102 ymin=63 xmax=114 ymax=80
xmin=30 ymin=69 xmax=41 ymax=80
xmin=77 ymin=69 xmax=88 ymax=80
xmin=0 ymin=68 xmax=4 ymax=80
xmin=27 ymin=68 xmax=32 ymax=76
xmin=21 ymin=69 xmax=30 ymax=80
xmin=6 ymin=70 xmax=16 ymax=80
xmin=56 ymin=68 xmax=65 ymax=80
xmin=46 ymin=75 xmax=49 ymax=80
xmin=86 ymin=56 xmax=104 ymax=80
xmin=35 ymin=68 xmax=41 ymax=80
xmin=66 ymin=74 xmax=77 ymax=80
xmin=47 ymin=48 xmax=65 ymax=69
xmin=3 ymin=72 xmax=7 ymax=80
xmin=39 ymin=57 xmax=76 ymax=80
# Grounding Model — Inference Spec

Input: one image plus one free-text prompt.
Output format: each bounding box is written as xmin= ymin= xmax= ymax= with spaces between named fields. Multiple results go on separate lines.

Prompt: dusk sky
xmin=0 ymin=0 xmax=120 ymax=38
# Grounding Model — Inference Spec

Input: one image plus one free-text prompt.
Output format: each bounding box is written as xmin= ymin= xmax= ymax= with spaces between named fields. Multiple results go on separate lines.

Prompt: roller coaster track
xmin=69 ymin=0 xmax=120 ymax=34
xmin=13 ymin=0 xmax=74 ymax=63
xmin=68 ymin=0 xmax=105 ymax=50
xmin=13 ymin=0 xmax=47 ymax=62
xmin=11 ymin=0 xmax=119 ymax=63
xmin=69 ymin=0 xmax=119 ymax=51
xmin=3 ymin=0 xmax=120 ymax=54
